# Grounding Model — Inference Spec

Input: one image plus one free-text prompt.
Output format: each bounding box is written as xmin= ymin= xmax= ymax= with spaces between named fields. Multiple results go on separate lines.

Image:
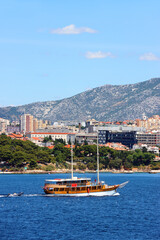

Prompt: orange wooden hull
xmin=44 ymin=183 xmax=119 ymax=195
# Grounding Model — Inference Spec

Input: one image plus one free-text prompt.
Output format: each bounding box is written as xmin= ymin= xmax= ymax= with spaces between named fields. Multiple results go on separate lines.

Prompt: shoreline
xmin=0 ymin=169 xmax=160 ymax=174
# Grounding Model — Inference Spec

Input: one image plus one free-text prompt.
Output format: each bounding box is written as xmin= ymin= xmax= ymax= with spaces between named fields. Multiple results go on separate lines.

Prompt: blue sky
xmin=0 ymin=0 xmax=160 ymax=106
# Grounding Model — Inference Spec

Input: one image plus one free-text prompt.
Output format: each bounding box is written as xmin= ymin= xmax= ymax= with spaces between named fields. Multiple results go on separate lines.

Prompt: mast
xmin=71 ymin=142 xmax=73 ymax=179
xmin=97 ymin=129 xmax=99 ymax=183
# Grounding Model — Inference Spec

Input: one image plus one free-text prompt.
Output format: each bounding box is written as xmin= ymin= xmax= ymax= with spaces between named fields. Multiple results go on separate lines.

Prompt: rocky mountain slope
xmin=0 ymin=78 xmax=160 ymax=122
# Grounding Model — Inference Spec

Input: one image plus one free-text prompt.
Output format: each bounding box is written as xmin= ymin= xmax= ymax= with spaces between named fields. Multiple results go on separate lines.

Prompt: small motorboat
xmin=7 ymin=192 xmax=24 ymax=197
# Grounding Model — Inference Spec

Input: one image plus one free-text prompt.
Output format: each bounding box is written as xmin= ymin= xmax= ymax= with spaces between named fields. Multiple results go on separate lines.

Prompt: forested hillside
xmin=0 ymin=135 xmax=159 ymax=172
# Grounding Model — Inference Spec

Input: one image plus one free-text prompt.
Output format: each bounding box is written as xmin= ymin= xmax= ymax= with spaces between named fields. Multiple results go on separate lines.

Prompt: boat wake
xmin=0 ymin=193 xmax=120 ymax=198
xmin=112 ymin=192 xmax=120 ymax=196
xmin=23 ymin=194 xmax=44 ymax=197
xmin=0 ymin=193 xmax=44 ymax=198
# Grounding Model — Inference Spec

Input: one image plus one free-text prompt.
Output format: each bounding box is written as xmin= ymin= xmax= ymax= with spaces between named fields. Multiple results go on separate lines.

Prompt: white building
xmin=29 ymin=132 xmax=75 ymax=143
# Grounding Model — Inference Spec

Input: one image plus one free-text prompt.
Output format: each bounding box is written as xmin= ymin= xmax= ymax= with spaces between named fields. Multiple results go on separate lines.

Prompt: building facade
xmin=136 ymin=115 xmax=160 ymax=131
xmin=0 ymin=118 xmax=10 ymax=133
xmin=98 ymin=130 xmax=137 ymax=148
xmin=136 ymin=132 xmax=160 ymax=146
xmin=76 ymin=133 xmax=97 ymax=144
xmin=29 ymin=132 xmax=75 ymax=144
xmin=7 ymin=125 xmax=20 ymax=133
xmin=20 ymin=114 xmax=34 ymax=133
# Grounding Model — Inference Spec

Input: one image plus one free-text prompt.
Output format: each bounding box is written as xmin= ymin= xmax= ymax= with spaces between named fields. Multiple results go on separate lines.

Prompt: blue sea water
xmin=0 ymin=173 xmax=160 ymax=240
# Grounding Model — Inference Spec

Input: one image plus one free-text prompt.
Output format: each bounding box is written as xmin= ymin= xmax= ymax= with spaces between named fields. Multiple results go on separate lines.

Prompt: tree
xmin=68 ymin=139 xmax=71 ymax=145
xmin=133 ymin=150 xmax=143 ymax=166
xmin=100 ymin=156 xmax=109 ymax=168
xmin=143 ymin=152 xmax=154 ymax=165
xmin=48 ymin=135 xmax=52 ymax=141
xmin=87 ymin=162 xmax=96 ymax=170
xmin=77 ymin=163 xmax=86 ymax=170
xmin=0 ymin=134 xmax=11 ymax=146
xmin=0 ymin=146 xmax=13 ymax=163
xmin=54 ymin=138 xmax=66 ymax=145
xmin=43 ymin=137 xmax=50 ymax=147
xmin=84 ymin=139 xmax=88 ymax=145
xmin=109 ymin=158 xmax=122 ymax=170
xmin=124 ymin=160 xmax=132 ymax=170
xmin=29 ymin=160 xmax=38 ymax=169
xmin=142 ymin=147 xmax=147 ymax=153
xmin=36 ymin=151 xmax=52 ymax=164
xmin=55 ymin=152 xmax=65 ymax=163
xmin=11 ymin=151 xmax=27 ymax=167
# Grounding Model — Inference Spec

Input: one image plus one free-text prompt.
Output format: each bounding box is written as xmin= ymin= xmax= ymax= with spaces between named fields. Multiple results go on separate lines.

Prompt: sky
xmin=0 ymin=0 xmax=160 ymax=106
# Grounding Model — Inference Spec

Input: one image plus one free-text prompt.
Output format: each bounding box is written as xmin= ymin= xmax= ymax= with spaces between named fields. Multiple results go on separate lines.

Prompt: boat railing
xmin=45 ymin=181 xmax=105 ymax=187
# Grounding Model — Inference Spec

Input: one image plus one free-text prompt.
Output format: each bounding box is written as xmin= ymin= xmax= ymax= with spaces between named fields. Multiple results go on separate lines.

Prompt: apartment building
xmin=20 ymin=114 xmax=50 ymax=133
xmin=136 ymin=132 xmax=160 ymax=146
xmin=0 ymin=118 xmax=10 ymax=133
xmin=76 ymin=133 xmax=97 ymax=144
xmin=29 ymin=132 xmax=75 ymax=144
xmin=98 ymin=129 xmax=137 ymax=148
xmin=136 ymin=115 xmax=160 ymax=130
xmin=20 ymin=114 xmax=34 ymax=133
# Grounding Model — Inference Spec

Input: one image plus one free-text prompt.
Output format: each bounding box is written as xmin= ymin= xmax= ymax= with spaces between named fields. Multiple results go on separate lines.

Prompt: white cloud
xmin=85 ymin=51 xmax=115 ymax=59
xmin=50 ymin=24 xmax=97 ymax=34
xmin=139 ymin=53 xmax=160 ymax=61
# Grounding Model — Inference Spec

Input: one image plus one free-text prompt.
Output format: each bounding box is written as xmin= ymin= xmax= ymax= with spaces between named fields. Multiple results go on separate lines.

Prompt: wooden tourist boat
xmin=43 ymin=177 xmax=128 ymax=196
xmin=43 ymin=138 xmax=128 ymax=196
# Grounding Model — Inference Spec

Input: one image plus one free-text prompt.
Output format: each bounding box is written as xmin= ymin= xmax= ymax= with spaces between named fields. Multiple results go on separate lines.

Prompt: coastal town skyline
xmin=0 ymin=0 xmax=160 ymax=106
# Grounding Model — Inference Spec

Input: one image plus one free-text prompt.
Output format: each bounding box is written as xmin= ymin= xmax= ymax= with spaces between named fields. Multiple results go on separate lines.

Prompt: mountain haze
xmin=1 ymin=78 xmax=160 ymax=122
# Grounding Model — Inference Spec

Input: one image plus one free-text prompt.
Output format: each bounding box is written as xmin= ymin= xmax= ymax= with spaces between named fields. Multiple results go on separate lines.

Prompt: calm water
xmin=0 ymin=173 xmax=160 ymax=240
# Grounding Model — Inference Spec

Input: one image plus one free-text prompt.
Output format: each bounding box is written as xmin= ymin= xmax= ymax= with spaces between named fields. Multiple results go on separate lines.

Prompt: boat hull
xmin=44 ymin=184 xmax=119 ymax=196
xmin=45 ymin=189 xmax=117 ymax=197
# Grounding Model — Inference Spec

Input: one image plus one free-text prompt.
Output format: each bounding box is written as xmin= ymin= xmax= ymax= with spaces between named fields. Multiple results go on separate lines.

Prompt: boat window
xmin=54 ymin=188 xmax=59 ymax=191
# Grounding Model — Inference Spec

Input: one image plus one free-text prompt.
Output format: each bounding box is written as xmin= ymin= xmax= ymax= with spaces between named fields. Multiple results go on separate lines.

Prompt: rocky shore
xmin=1 ymin=169 xmax=160 ymax=174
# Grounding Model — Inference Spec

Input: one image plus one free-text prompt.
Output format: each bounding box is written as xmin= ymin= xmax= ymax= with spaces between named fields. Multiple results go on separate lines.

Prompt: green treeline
xmin=0 ymin=135 xmax=55 ymax=171
xmin=0 ymin=135 xmax=159 ymax=171
xmin=73 ymin=144 xmax=157 ymax=170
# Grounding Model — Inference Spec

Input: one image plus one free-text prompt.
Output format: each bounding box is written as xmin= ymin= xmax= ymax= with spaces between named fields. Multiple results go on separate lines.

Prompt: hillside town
xmin=0 ymin=113 xmax=160 ymax=158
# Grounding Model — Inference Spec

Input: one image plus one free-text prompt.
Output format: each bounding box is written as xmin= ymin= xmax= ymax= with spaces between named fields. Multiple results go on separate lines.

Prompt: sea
xmin=0 ymin=173 xmax=160 ymax=240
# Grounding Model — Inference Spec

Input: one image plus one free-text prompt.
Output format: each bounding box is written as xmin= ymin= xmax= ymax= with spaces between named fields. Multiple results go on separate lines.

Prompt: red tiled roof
xmin=47 ymin=146 xmax=54 ymax=149
xmin=32 ymin=137 xmax=41 ymax=141
xmin=8 ymin=133 xmax=23 ymax=139
xmin=65 ymin=144 xmax=75 ymax=148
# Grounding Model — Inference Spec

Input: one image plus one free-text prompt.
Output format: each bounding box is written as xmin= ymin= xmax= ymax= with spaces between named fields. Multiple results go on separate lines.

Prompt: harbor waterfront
xmin=1 ymin=168 xmax=160 ymax=174
xmin=0 ymin=173 xmax=160 ymax=240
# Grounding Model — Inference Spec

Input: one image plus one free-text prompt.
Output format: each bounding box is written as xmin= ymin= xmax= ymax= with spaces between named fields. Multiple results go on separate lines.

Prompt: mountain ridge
xmin=0 ymin=78 xmax=160 ymax=122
